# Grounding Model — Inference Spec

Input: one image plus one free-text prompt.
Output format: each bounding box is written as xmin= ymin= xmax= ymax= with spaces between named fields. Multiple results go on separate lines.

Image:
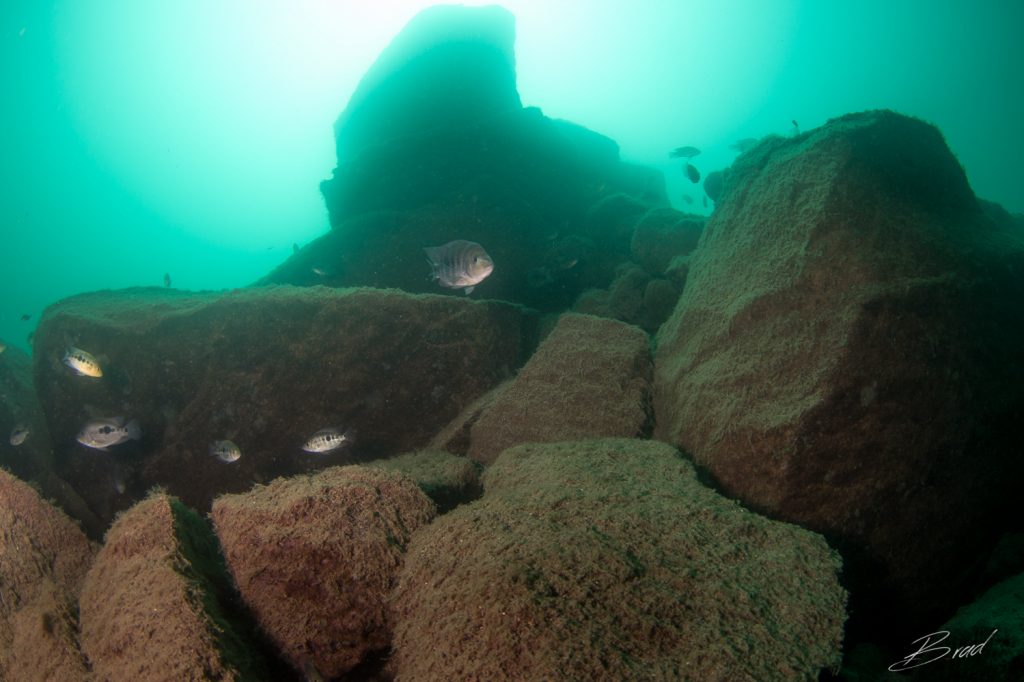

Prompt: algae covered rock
xmin=390 ymin=438 xmax=847 ymax=680
xmin=629 ymin=207 xmax=704 ymax=275
xmin=211 ymin=466 xmax=436 ymax=679
xmin=906 ymin=572 xmax=1024 ymax=680
xmin=366 ymin=450 xmax=481 ymax=513
xmin=0 ymin=469 xmax=94 ymax=682
xmin=465 ymin=313 xmax=652 ymax=464
xmin=33 ymin=285 xmax=530 ymax=528
xmin=653 ymin=109 xmax=1024 ymax=631
xmin=78 ymin=492 xmax=272 ymax=681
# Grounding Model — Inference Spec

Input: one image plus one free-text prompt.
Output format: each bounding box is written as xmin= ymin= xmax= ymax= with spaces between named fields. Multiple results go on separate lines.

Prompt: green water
xmin=2 ymin=0 xmax=1022 ymax=352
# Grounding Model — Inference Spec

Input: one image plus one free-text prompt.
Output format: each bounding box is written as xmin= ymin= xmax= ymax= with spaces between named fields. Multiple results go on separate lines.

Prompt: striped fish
xmin=424 ymin=240 xmax=494 ymax=294
xmin=302 ymin=427 xmax=354 ymax=454
xmin=63 ymin=346 xmax=103 ymax=377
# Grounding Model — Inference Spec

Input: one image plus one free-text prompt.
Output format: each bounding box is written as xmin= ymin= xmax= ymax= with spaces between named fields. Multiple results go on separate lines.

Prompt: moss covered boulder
xmin=0 ymin=470 xmax=94 ymax=682
xmin=390 ymin=438 xmax=847 ymax=680
xmin=654 ymin=109 xmax=1024 ymax=631
xmin=78 ymin=492 xmax=273 ymax=681
xmin=906 ymin=572 xmax=1024 ymax=680
xmin=366 ymin=450 xmax=482 ymax=513
xmin=211 ymin=466 xmax=436 ymax=678
xmin=465 ymin=313 xmax=652 ymax=464
xmin=33 ymin=285 xmax=530 ymax=529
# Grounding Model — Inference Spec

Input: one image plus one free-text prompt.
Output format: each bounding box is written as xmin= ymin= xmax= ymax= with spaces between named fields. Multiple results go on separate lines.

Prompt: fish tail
xmin=124 ymin=420 xmax=143 ymax=441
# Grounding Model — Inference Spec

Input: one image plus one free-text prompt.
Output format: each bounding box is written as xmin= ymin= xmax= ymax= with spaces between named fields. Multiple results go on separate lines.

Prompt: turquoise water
xmin=2 ymin=0 xmax=1022 ymax=351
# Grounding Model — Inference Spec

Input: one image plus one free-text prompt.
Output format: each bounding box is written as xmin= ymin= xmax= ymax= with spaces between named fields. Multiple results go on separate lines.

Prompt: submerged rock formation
xmin=261 ymin=5 xmax=668 ymax=316
xmin=653 ymin=109 xmax=1024 ymax=634
xmin=390 ymin=438 xmax=847 ymax=680
xmin=212 ymin=466 xmax=435 ymax=679
xmin=33 ymin=286 xmax=532 ymax=527
xmin=330 ymin=4 xmax=520 ymax=166
xmin=452 ymin=313 xmax=653 ymax=464
xmin=366 ymin=449 xmax=482 ymax=513
xmin=0 ymin=470 xmax=94 ymax=681
xmin=78 ymin=492 xmax=275 ymax=680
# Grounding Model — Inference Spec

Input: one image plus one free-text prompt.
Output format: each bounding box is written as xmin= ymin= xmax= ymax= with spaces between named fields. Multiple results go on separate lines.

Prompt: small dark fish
xmin=684 ymin=163 xmax=701 ymax=184
xmin=210 ymin=439 xmax=241 ymax=463
xmin=292 ymin=243 xmax=300 ymax=255
xmin=19 ymin=313 xmax=30 ymax=321
xmin=668 ymin=145 xmax=701 ymax=159
xmin=163 ymin=272 xmax=171 ymax=288
xmin=10 ymin=425 xmax=30 ymax=446
xmin=681 ymin=195 xmax=694 ymax=205
xmin=791 ymin=119 xmax=800 ymax=136
xmin=424 ymin=240 xmax=494 ymax=294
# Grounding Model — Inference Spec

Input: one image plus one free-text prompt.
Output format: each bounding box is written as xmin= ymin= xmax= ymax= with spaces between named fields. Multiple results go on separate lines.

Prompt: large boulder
xmin=211 ymin=466 xmax=436 ymax=679
xmin=390 ymin=439 xmax=847 ymax=680
xmin=33 ymin=286 xmax=531 ymax=528
xmin=463 ymin=313 xmax=652 ymax=464
xmin=906 ymin=572 xmax=1024 ymax=680
xmin=0 ymin=469 xmax=94 ymax=682
xmin=653 ymin=110 xmax=1024 ymax=633
xmin=79 ymin=492 xmax=275 ymax=680
xmin=366 ymin=450 xmax=482 ymax=513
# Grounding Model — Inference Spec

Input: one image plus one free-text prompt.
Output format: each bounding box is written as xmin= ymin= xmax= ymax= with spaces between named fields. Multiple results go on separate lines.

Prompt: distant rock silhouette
xmin=264 ymin=5 xmax=670 ymax=315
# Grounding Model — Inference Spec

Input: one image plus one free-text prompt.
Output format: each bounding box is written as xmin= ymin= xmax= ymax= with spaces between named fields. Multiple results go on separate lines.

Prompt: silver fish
xmin=302 ymin=427 xmax=354 ymax=454
xmin=63 ymin=347 xmax=103 ymax=377
xmin=9 ymin=425 xmax=30 ymax=446
xmin=210 ymin=439 xmax=241 ymax=463
xmin=424 ymin=240 xmax=494 ymax=294
xmin=77 ymin=417 xmax=141 ymax=450
xmin=669 ymin=145 xmax=701 ymax=159
xmin=0 ymin=340 xmax=6 ymax=353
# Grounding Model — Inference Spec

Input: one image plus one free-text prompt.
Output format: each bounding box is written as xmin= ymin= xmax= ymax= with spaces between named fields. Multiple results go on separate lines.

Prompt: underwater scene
xmin=1 ymin=1 xmax=1023 ymax=680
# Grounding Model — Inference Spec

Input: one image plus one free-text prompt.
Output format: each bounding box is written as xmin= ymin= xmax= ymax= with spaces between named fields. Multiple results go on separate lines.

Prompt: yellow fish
xmin=63 ymin=347 xmax=103 ymax=377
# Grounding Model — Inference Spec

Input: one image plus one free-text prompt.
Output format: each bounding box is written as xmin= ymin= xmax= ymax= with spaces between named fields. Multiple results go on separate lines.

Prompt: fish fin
xmin=464 ymin=286 xmax=475 ymax=295
xmin=423 ymin=246 xmax=442 ymax=265
xmin=343 ymin=428 xmax=356 ymax=446
xmin=124 ymin=420 xmax=142 ymax=440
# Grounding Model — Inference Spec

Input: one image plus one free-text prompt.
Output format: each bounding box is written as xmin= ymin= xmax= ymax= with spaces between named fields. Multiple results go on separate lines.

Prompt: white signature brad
xmin=889 ymin=629 xmax=998 ymax=672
